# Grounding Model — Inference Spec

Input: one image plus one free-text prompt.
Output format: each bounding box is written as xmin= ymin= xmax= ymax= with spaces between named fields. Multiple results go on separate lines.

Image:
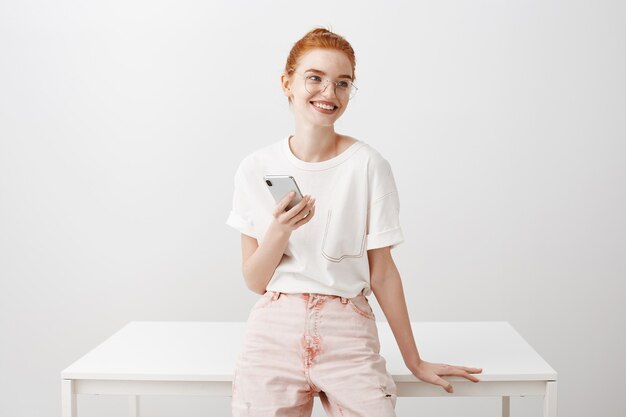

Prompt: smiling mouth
xmin=310 ymin=101 xmax=338 ymax=110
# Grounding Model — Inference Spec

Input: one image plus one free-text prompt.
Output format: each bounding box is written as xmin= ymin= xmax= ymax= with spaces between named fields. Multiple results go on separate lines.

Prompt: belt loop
xmin=340 ymin=296 xmax=348 ymax=304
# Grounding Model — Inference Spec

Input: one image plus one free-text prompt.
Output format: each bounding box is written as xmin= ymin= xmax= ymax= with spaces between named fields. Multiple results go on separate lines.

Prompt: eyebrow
xmin=304 ymin=68 xmax=353 ymax=80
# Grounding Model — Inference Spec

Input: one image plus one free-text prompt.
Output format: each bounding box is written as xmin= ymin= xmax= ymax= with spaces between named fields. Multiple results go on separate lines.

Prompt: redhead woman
xmin=227 ymin=27 xmax=482 ymax=417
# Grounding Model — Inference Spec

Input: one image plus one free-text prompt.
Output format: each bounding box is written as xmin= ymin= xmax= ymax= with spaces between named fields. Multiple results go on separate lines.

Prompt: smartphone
xmin=263 ymin=175 xmax=304 ymax=211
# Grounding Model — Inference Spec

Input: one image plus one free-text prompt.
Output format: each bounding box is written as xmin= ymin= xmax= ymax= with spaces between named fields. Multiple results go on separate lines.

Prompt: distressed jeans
xmin=232 ymin=291 xmax=398 ymax=417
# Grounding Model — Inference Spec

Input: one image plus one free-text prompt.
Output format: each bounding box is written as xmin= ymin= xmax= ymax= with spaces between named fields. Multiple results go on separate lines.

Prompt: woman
xmin=227 ymin=27 xmax=482 ymax=417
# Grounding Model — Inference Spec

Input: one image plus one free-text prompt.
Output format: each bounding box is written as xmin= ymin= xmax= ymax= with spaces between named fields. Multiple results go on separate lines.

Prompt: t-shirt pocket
xmin=322 ymin=204 xmax=367 ymax=262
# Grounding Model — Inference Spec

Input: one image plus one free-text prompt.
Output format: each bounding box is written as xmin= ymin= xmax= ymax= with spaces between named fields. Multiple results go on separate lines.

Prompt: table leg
xmin=501 ymin=396 xmax=510 ymax=417
xmin=62 ymin=379 xmax=77 ymax=417
xmin=543 ymin=381 xmax=558 ymax=417
xmin=129 ymin=395 xmax=140 ymax=417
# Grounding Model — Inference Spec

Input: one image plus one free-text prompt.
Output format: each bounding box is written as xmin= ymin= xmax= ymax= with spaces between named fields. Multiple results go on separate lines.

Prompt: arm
xmin=368 ymin=246 xmax=422 ymax=368
xmin=368 ymin=246 xmax=482 ymax=393
xmin=239 ymin=193 xmax=316 ymax=295
xmin=240 ymin=224 xmax=290 ymax=295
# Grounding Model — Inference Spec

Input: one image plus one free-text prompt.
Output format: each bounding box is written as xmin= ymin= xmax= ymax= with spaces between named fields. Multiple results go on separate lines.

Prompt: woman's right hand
xmin=272 ymin=192 xmax=316 ymax=233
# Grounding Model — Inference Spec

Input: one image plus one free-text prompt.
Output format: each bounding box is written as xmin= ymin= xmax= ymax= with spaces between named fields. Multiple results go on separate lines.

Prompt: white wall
xmin=1 ymin=1 xmax=624 ymax=416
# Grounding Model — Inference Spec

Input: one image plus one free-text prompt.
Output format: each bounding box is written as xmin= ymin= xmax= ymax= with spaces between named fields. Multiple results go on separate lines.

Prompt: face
xmin=281 ymin=48 xmax=354 ymax=127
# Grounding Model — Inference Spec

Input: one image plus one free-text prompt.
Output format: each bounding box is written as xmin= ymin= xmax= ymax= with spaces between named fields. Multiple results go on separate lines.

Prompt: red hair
xmin=283 ymin=27 xmax=356 ymax=105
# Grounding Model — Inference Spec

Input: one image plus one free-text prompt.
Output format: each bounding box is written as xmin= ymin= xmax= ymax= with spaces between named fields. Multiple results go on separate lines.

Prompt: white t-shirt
xmin=226 ymin=134 xmax=404 ymax=299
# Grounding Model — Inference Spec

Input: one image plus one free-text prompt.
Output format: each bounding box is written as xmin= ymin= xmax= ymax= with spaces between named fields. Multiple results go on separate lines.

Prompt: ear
xmin=280 ymin=73 xmax=292 ymax=97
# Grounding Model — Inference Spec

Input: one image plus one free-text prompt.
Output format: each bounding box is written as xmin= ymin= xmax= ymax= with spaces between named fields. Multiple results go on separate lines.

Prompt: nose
xmin=321 ymin=81 xmax=338 ymax=99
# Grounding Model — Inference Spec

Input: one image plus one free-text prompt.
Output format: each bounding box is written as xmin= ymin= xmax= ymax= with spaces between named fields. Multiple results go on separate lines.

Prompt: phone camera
xmin=265 ymin=180 xmax=272 ymax=186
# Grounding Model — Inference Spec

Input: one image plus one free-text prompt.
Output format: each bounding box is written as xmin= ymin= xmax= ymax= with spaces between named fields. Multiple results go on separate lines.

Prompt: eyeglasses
xmin=293 ymin=71 xmax=358 ymax=100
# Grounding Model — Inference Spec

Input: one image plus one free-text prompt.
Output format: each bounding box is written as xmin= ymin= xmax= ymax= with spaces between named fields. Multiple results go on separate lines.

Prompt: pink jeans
xmin=232 ymin=291 xmax=398 ymax=417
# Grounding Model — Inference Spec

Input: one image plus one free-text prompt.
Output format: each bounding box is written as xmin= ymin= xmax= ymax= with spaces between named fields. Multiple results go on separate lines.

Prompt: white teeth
xmin=312 ymin=102 xmax=336 ymax=110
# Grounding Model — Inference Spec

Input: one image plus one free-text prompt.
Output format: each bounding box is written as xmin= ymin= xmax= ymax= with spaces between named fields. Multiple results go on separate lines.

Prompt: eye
xmin=307 ymin=75 xmax=322 ymax=82
xmin=338 ymin=81 xmax=350 ymax=89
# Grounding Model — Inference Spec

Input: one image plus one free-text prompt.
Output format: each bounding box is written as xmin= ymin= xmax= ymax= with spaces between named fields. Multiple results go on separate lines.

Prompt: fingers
xmin=293 ymin=199 xmax=316 ymax=227
xmin=416 ymin=364 xmax=454 ymax=394
xmin=273 ymin=191 xmax=296 ymax=217
xmin=445 ymin=365 xmax=482 ymax=383
xmin=274 ymin=193 xmax=316 ymax=229
xmin=462 ymin=372 xmax=481 ymax=383
xmin=434 ymin=369 xmax=481 ymax=393
xmin=284 ymin=194 xmax=311 ymax=219
xmin=451 ymin=365 xmax=483 ymax=373
xmin=433 ymin=376 xmax=454 ymax=393
xmin=413 ymin=361 xmax=482 ymax=395
xmin=450 ymin=365 xmax=483 ymax=382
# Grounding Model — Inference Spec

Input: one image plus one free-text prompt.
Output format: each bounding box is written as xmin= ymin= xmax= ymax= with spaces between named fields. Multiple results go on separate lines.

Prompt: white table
xmin=61 ymin=321 xmax=558 ymax=417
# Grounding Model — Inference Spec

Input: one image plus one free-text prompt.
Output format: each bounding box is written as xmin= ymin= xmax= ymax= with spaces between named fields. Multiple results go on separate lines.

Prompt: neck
xmin=289 ymin=125 xmax=339 ymax=163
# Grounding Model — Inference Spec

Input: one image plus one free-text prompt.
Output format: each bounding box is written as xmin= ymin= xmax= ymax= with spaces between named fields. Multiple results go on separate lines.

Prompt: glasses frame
xmin=292 ymin=70 xmax=358 ymax=100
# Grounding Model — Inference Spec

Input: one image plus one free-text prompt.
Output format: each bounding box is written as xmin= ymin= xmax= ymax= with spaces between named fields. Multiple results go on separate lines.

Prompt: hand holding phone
xmin=264 ymin=175 xmax=316 ymax=232
xmin=264 ymin=175 xmax=304 ymax=210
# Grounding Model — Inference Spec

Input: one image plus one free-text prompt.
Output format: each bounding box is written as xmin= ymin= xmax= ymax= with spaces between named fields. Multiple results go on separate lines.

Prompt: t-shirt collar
xmin=282 ymin=134 xmax=364 ymax=171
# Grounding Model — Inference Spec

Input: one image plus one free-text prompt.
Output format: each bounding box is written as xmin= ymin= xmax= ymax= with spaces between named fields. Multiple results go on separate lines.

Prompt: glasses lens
xmin=304 ymin=75 xmax=322 ymax=94
xmin=305 ymin=75 xmax=356 ymax=100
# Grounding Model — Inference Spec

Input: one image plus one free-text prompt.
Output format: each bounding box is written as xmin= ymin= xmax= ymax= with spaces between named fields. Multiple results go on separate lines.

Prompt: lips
xmin=310 ymin=100 xmax=338 ymax=110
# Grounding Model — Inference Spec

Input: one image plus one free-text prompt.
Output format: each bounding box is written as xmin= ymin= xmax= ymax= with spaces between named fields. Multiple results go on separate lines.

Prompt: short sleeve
xmin=366 ymin=157 xmax=404 ymax=250
xmin=225 ymin=160 xmax=257 ymax=238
